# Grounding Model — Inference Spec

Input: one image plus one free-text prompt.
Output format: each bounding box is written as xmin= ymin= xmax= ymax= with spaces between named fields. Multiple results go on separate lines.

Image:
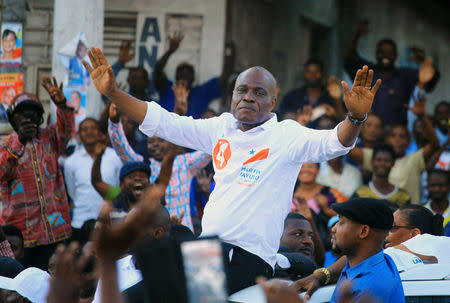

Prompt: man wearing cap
xmin=327 ymin=198 xmax=404 ymax=302
xmin=0 ymin=76 xmax=75 ymax=270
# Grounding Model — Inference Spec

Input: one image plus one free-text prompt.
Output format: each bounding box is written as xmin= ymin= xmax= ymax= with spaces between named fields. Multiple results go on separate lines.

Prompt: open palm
xmin=82 ymin=47 xmax=117 ymax=97
xmin=342 ymin=65 xmax=381 ymax=119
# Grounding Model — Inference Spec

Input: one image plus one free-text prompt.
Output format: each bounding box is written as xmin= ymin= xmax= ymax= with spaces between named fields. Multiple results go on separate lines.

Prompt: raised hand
xmin=168 ymin=31 xmax=184 ymax=53
xmin=293 ymin=197 xmax=312 ymax=221
xmin=173 ymin=80 xmax=189 ymax=115
xmin=297 ymin=105 xmax=313 ymax=126
xmin=41 ymin=76 xmax=66 ymax=105
xmin=118 ymin=40 xmax=135 ymax=65
xmin=405 ymin=92 xmax=426 ymax=118
xmin=196 ymin=169 xmax=213 ymax=194
xmin=341 ymin=65 xmax=381 ymax=120
xmin=109 ymin=103 xmax=121 ymax=123
xmin=418 ymin=57 xmax=435 ymax=89
xmin=170 ymin=211 xmax=185 ymax=225
xmin=327 ymin=76 xmax=342 ymax=100
xmin=82 ymin=47 xmax=117 ymax=97
xmin=93 ymin=184 xmax=165 ymax=262
xmin=356 ymin=20 xmax=370 ymax=37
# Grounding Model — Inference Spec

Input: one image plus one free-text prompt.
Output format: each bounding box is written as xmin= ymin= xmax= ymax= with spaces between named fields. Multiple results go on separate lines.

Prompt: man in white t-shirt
xmin=82 ymin=47 xmax=381 ymax=293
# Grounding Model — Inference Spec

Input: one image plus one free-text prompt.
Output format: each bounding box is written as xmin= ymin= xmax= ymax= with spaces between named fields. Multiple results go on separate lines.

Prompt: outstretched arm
xmin=154 ymin=32 xmax=184 ymax=91
xmin=91 ymin=144 xmax=110 ymax=199
xmin=337 ymin=65 xmax=382 ymax=147
xmin=83 ymin=47 xmax=147 ymax=124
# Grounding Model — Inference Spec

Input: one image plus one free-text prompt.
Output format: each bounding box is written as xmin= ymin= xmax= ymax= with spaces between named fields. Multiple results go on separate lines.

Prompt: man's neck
xmin=347 ymin=247 xmax=382 ymax=268
xmin=430 ymin=199 xmax=449 ymax=215
xmin=238 ymin=117 xmax=271 ymax=132
xmin=372 ymin=176 xmax=395 ymax=194
xmin=84 ymin=143 xmax=97 ymax=157
xmin=306 ymin=86 xmax=322 ymax=104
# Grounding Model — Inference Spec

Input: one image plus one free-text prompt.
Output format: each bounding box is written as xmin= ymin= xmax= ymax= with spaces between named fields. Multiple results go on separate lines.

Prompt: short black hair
xmin=428 ymin=169 xmax=449 ymax=183
xmin=286 ymin=212 xmax=308 ymax=223
xmin=2 ymin=225 xmax=24 ymax=244
xmin=399 ymin=205 xmax=443 ymax=236
xmin=388 ymin=124 xmax=411 ymax=142
xmin=372 ymin=144 xmax=396 ymax=162
xmin=129 ymin=66 xmax=149 ymax=80
xmin=376 ymin=38 xmax=397 ymax=56
xmin=434 ymin=100 xmax=449 ymax=114
xmin=2 ymin=29 xmax=16 ymax=40
xmin=304 ymin=58 xmax=324 ymax=72
xmin=79 ymin=117 xmax=100 ymax=130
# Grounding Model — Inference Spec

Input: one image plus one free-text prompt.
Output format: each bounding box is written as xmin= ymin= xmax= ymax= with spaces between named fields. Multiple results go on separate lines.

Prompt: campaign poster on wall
xmin=0 ymin=23 xmax=23 ymax=68
xmin=0 ymin=73 xmax=24 ymax=134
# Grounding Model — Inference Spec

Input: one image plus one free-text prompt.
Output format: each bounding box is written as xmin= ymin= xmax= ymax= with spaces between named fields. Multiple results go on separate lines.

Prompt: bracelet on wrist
xmin=347 ymin=112 xmax=367 ymax=125
xmin=313 ymin=267 xmax=331 ymax=285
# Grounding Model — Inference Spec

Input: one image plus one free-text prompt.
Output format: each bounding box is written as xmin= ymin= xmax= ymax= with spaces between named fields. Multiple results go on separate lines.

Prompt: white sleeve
xmin=139 ymin=101 xmax=217 ymax=154
xmin=402 ymin=234 xmax=450 ymax=264
xmin=63 ymin=159 xmax=76 ymax=201
xmin=286 ymin=121 xmax=355 ymax=163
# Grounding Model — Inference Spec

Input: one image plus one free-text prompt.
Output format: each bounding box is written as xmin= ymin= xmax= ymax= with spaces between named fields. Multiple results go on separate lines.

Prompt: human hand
xmin=47 ymin=242 xmax=94 ymax=303
xmin=168 ymin=31 xmax=184 ymax=53
xmin=408 ymin=46 xmax=425 ymax=63
xmin=405 ymin=92 xmax=426 ymax=118
xmin=94 ymin=141 xmax=107 ymax=157
xmin=109 ymin=103 xmax=121 ymax=124
xmin=327 ymin=76 xmax=342 ymax=100
xmin=173 ymin=80 xmax=189 ymax=115
xmin=41 ymin=76 xmax=66 ymax=106
xmin=82 ymin=47 xmax=117 ymax=97
xmin=418 ymin=57 xmax=435 ymax=89
xmin=93 ymin=185 xmax=165 ymax=262
xmin=297 ymin=105 xmax=313 ymax=126
xmin=356 ymin=20 xmax=370 ymax=37
xmin=290 ymin=272 xmax=327 ymax=300
xmin=170 ymin=211 xmax=185 ymax=225
xmin=335 ymin=280 xmax=377 ymax=303
xmin=118 ymin=40 xmax=135 ymax=65
xmin=257 ymin=278 xmax=304 ymax=303
xmin=293 ymin=197 xmax=313 ymax=221
xmin=342 ymin=65 xmax=381 ymax=120
xmin=196 ymin=169 xmax=213 ymax=194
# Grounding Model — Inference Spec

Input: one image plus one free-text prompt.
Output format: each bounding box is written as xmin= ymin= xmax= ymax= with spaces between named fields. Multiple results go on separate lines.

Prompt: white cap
xmin=0 ymin=267 xmax=50 ymax=303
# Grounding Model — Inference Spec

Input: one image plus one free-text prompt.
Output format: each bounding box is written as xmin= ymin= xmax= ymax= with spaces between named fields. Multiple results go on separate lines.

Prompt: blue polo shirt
xmin=158 ymin=77 xmax=222 ymax=119
xmin=330 ymin=250 xmax=405 ymax=303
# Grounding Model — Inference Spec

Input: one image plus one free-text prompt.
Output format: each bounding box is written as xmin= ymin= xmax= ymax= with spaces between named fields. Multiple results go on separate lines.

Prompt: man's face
xmin=12 ymin=105 xmax=41 ymax=140
xmin=361 ymin=115 xmax=383 ymax=144
xmin=303 ymin=63 xmax=323 ymax=88
xmin=70 ymin=92 xmax=81 ymax=111
xmin=175 ymin=65 xmax=194 ymax=88
xmin=147 ymin=136 xmax=168 ymax=161
xmin=0 ymin=289 xmax=23 ymax=303
xmin=297 ymin=163 xmax=319 ymax=184
xmin=385 ymin=126 xmax=410 ymax=156
xmin=372 ymin=151 xmax=394 ymax=178
xmin=427 ymin=173 xmax=449 ymax=202
xmin=121 ymin=170 xmax=150 ymax=203
xmin=385 ymin=210 xmax=415 ymax=248
xmin=1 ymin=88 xmax=16 ymax=107
xmin=76 ymin=42 xmax=87 ymax=59
xmin=2 ymin=32 xmax=16 ymax=53
xmin=231 ymin=69 xmax=276 ymax=127
xmin=376 ymin=43 xmax=396 ymax=69
xmin=5 ymin=235 xmax=24 ymax=261
xmin=280 ymin=218 xmax=314 ymax=258
xmin=128 ymin=69 xmax=148 ymax=92
xmin=331 ymin=216 xmax=360 ymax=255
xmin=434 ymin=104 xmax=449 ymax=133
xmin=79 ymin=119 xmax=100 ymax=146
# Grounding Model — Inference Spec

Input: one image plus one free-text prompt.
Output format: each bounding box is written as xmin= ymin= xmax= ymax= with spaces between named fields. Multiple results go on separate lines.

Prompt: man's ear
xmin=271 ymin=97 xmax=277 ymax=110
xmin=359 ymin=225 xmax=370 ymax=239
xmin=152 ymin=227 xmax=165 ymax=240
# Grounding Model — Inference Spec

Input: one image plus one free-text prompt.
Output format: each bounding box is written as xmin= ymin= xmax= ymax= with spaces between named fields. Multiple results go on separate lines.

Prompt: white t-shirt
xmin=402 ymin=234 xmax=450 ymax=264
xmin=384 ymin=247 xmax=424 ymax=272
xmin=139 ymin=102 xmax=354 ymax=268
xmin=317 ymin=162 xmax=362 ymax=197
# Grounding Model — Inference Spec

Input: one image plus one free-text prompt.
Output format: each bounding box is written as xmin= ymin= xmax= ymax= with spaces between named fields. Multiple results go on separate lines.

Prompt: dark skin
xmin=83 ymin=47 xmax=380 ymax=147
xmin=427 ymin=172 xmax=449 ymax=215
xmin=280 ymin=218 xmax=314 ymax=258
xmin=371 ymin=151 xmax=395 ymax=195
xmin=5 ymin=234 xmax=24 ymax=261
xmin=360 ymin=114 xmax=383 ymax=148
xmin=78 ymin=119 xmax=101 ymax=157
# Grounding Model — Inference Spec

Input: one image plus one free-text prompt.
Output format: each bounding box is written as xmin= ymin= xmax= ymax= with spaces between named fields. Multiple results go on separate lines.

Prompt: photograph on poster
xmin=0 ymin=73 xmax=23 ymax=134
xmin=63 ymin=85 xmax=87 ymax=127
xmin=0 ymin=23 xmax=23 ymax=67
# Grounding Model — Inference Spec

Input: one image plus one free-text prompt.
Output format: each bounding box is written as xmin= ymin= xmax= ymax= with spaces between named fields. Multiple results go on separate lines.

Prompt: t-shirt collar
xmin=342 ymin=250 xmax=385 ymax=280
xmin=230 ymin=113 xmax=278 ymax=131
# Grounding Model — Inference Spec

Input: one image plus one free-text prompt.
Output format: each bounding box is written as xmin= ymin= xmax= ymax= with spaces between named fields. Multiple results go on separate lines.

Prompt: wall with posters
xmin=106 ymin=0 xmax=226 ymax=86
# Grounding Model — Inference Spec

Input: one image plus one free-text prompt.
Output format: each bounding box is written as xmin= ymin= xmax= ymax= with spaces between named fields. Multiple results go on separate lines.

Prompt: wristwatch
xmin=313 ymin=267 xmax=331 ymax=285
xmin=347 ymin=112 xmax=367 ymax=125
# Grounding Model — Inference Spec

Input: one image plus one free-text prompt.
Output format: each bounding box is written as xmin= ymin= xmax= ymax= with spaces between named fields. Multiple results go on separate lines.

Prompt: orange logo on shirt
xmin=213 ymin=139 xmax=231 ymax=170
xmin=242 ymin=148 xmax=270 ymax=165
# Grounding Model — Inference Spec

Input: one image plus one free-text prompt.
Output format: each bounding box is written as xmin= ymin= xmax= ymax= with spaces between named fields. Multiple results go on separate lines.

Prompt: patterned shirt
xmin=0 ymin=106 xmax=74 ymax=247
xmin=108 ymin=120 xmax=210 ymax=230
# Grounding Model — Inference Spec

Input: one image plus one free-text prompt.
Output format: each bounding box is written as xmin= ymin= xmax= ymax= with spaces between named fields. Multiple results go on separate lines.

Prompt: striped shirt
xmin=108 ymin=120 xmax=210 ymax=230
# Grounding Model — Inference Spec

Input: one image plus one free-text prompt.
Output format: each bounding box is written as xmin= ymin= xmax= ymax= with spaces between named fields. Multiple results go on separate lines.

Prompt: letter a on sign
xmin=140 ymin=17 xmax=161 ymax=43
